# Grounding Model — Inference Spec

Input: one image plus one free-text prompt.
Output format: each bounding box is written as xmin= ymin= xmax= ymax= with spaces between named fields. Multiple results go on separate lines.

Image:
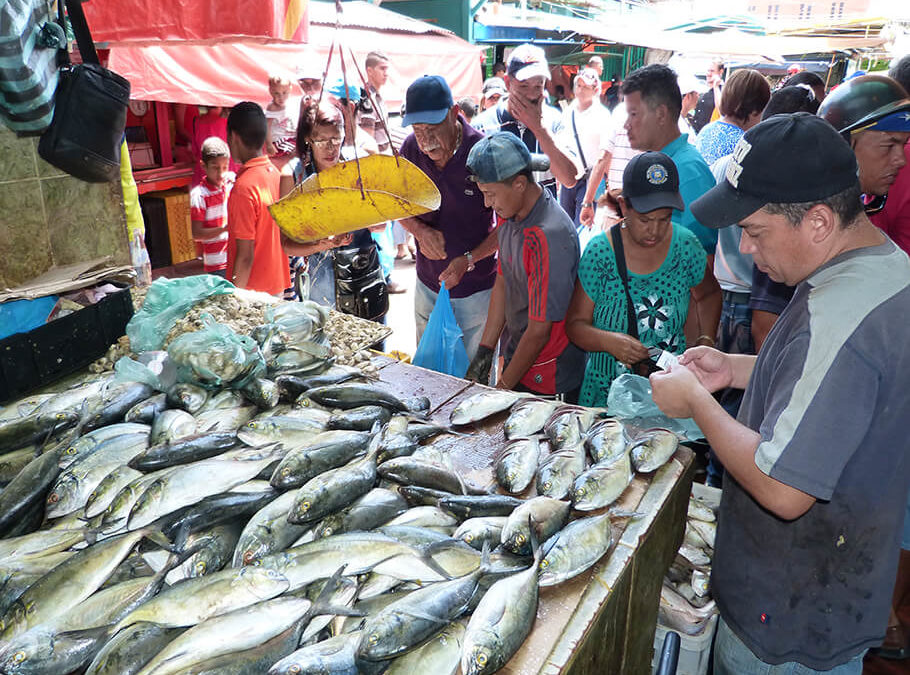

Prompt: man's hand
xmin=465 ymin=345 xmax=494 ymax=383
xmin=608 ymin=333 xmax=650 ymax=368
xmin=580 ymin=205 xmax=595 ymax=227
xmin=649 ymin=364 xmax=705 ymax=418
xmin=414 ymin=227 xmax=446 ymax=260
xmin=508 ymin=89 xmax=544 ymax=134
xmin=438 ymin=256 xmax=469 ymax=290
xmin=678 ymin=346 xmax=733 ymax=393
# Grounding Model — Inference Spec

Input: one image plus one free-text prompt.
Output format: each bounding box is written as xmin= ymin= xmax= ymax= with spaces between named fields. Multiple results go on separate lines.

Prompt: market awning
xmin=102 ymin=2 xmax=483 ymax=109
xmin=473 ymin=6 xmax=887 ymax=57
xmin=83 ymin=0 xmax=309 ymax=42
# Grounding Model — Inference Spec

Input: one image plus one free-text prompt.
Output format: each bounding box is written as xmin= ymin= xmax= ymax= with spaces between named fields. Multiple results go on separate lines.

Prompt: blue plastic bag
xmin=412 ymin=282 xmax=470 ymax=378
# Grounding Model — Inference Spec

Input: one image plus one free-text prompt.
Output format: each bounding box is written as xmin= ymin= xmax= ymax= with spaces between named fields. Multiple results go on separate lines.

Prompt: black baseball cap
xmin=622 ymin=152 xmax=685 ymax=213
xmin=691 ymin=112 xmax=859 ymax=228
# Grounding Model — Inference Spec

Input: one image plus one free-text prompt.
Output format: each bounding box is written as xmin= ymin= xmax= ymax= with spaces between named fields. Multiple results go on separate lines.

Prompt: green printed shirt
xmin=577 ymin=225 xmax=706 ymax=406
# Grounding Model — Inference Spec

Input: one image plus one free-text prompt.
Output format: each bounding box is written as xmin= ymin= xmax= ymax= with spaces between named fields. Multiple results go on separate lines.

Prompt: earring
xmin=621 ymin=221 xmax=627 ymax=229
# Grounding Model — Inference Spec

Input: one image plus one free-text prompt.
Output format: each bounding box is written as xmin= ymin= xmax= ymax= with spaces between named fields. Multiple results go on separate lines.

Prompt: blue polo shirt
xmin=661 ymin=134 xmax=717 ymax=255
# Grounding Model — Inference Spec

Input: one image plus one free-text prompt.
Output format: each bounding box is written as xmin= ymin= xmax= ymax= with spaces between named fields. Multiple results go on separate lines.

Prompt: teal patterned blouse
xmin=577 ymin=225 xmax=707 ymax=407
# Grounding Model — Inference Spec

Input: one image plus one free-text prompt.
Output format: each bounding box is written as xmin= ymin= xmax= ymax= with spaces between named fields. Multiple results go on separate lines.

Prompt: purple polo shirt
xmin=400 ymin=119 xmax=497 ymax=299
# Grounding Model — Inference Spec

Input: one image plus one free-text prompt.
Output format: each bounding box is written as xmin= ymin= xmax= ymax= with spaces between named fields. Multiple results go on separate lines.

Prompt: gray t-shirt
xmin=711 ymin=155 xmax=753 ymax=293
xmin=713 ymin=238 xmax=910 ymax=669
xmin=498 ymin=188 xmax=584 ymax=394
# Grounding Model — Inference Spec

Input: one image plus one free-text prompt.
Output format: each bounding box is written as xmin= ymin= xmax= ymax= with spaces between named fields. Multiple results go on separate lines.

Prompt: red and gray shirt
xmin=189 ymin=173 xmax=234 ymax=272
xmin=498 ymin=188 xmax=584 ymax=395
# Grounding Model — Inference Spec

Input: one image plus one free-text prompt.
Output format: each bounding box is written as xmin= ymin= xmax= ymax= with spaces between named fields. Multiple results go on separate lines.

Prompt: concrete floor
xmin=383 ymin=254 xmax=419 ymax=358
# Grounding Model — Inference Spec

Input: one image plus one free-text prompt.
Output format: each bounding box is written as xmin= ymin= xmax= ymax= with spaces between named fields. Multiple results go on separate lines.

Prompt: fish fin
xmin=141 ymin=527 xmax=175 ymax=554
xmin=56 ymin=624 xmax=116 ymax=644
xmin=528 ymin=514 xmax=542 ymax=565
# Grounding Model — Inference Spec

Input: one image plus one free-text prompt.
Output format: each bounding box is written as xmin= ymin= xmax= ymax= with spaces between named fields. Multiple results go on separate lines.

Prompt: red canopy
xmin=104 ymin=13 xmax=483 ymax=110
xmin=83 ymin=0 xmax=308 ymax=42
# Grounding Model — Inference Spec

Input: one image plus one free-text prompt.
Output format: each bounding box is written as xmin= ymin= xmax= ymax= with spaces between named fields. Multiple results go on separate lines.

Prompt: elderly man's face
xmin=412 ymin=107 xmax=460 ymax=165
xmin=852 ymin=129 xmax=910 ymax=196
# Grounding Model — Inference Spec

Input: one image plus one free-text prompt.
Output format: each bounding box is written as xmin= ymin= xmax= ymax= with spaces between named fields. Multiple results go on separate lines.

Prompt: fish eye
xmin=464 ymin=534 xmax=474 ymax=542
xmin=540 ymin=559 xmax=549 ymax=568
xmin=542 ymin=481 xmax=551 ymax=491
xmin=476 ymin=652 xmax=488 ymax=666
xmin=301 ymin=500 xmax=310 ymax=511
xmin=323 ymin=527 xmax=333 ymax=536
xmin=13 ymin=652 xmax=26 ymax=663
xmin=47 ymin=493 xmax=59 ymax=504
xmin=281 ymin=468 xmax=291 ymax=477
xmin=289 ymin=666 xmax=301 ymax=675
xmin=576 ymin=488 xmax=585 ymax=498
xmin=66 ymin=447 xmax=76 ymax=454
xmin=194 ymin=561 xmax=206 ymax=574
xmin=369 ymin=633 xmax=379 ymax=645
xmin=248 ymin=422 xmax=258 ymax=429
xmin=243 ymin=551 xmax=255 ymax=564
xmin=516 ymin=534 xmax=526 ymax=544
xmin=88 ymin=491 xmax=96 ymax=501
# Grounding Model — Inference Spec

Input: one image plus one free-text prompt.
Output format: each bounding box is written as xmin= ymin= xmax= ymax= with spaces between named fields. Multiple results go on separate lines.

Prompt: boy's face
xmin=269 ymin=84 xmax=291 ymax=107
xmin=203 ymin=157 xmax=230 ymax=186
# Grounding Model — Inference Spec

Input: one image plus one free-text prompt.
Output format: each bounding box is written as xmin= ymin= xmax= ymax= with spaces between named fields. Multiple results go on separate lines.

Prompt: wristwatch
xmin=582 ymin=202 xmax=595 ymax=209
xmin=464 ymin=251 xmax=475 ymax=272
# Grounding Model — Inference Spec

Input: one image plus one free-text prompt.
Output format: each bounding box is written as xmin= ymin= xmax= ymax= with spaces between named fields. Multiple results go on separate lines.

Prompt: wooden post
xmin=155 ymin=101 xmax=173 ymax=167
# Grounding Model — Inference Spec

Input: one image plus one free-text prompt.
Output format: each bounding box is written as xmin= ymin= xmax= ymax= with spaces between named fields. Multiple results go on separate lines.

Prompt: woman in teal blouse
xmin=566 ymin=152 xmax=721 ymax=407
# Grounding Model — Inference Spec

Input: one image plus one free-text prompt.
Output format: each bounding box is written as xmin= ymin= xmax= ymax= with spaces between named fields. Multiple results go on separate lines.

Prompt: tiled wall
xmin=0 ymin=125 xmax=130 ymax=289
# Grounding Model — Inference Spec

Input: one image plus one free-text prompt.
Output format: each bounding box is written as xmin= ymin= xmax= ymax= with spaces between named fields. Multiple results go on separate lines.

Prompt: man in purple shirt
xmin=399 ymin=75 xmax=499 ymax=360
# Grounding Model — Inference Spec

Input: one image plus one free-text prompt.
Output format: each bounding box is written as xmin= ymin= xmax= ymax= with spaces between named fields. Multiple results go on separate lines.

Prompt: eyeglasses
xmin=310 ymin=137 xmax=342 ymax=148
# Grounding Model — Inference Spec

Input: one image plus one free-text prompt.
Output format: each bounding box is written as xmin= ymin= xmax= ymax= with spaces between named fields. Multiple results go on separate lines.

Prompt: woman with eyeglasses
xmin=278 ymin=99 xmax=388 ymax=322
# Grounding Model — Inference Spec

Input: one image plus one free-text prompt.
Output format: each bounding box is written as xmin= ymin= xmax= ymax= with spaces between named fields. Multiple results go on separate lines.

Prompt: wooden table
xmin=370 ymin=356 xmax=695 ymax=674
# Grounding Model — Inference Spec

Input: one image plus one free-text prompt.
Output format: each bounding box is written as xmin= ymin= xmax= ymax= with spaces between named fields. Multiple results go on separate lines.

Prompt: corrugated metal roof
xmin=308 ymin=1 xmax=456 ymax=37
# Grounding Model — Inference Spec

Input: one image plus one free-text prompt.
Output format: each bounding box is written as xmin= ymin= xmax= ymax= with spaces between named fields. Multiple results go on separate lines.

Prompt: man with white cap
xmin=481 ymin=76 xmax=507 ymax=111
xmin=650 ymin=112 xmax=910 ymax=674
xmin=557 ymin=67 xmax=612 ymax=226
xmin=473 ymin=43 xmax=579 ymax=195
xmin=678 ymin=70 xmax=708 ymax=142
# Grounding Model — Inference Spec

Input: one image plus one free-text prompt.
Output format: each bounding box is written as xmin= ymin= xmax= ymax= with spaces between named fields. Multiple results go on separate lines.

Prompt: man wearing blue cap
xmin=464 ymin=131 xmax=584 ymax=399
xmin=649 ymin=112 xmax=910 ymax=674
xmin=398 ymin=75 xmax=500 ymax=361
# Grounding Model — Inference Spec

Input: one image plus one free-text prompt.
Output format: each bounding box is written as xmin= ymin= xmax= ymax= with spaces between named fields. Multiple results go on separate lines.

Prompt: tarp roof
xmin=101 ymin=2 xmax=483 ymax=109
xmin=84 ymin=0 xmax=308 ymax=42
xmin=474 ymin=6 xmax=887 ymax=57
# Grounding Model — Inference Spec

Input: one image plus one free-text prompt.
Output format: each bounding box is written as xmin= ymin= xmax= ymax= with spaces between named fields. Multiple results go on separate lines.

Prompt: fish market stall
xmin=367 ymin=357 xmax=695 ymax=674
xmin=0 ymin=284 xmax=694 ymax=675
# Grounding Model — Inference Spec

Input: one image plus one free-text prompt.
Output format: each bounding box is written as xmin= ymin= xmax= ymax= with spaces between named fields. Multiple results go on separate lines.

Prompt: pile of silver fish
xmin=0 ymin=350 xmax=684 ymax=674
xmin=659 ymin=490 xmax=719 ymax=635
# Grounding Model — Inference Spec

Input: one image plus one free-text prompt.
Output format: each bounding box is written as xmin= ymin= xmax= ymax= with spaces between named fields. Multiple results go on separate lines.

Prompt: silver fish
xmin=494 ymin=436 xmax=541 ymax=494
xmin=500 ymin=496 xmax=570 ymax=555
xmin=630 ymin=429 xmax=679 ymax=473
xmin=539 ymin=512 xmax=614 ymax=587
xmin=571 ymin=453 xmax=634 ymax=511
xmin=503 ymin=398 xmax=559 ymax=439
xmin=450 ymin=389 xmax=522 ymax=426
xmin=585 ymin=418 xmax=629 ymax=465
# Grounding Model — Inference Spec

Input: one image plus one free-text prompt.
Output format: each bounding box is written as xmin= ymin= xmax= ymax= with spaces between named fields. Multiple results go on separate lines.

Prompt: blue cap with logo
xmin=402 ymin=75 xmax=453 ymax=127
xmin=622 ymin=151 xmax=684 ymax=213
xmin=466 ymin=131 xmax=550 ymax=183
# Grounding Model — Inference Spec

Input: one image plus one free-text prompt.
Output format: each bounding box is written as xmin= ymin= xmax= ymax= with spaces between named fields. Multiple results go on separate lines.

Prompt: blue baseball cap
xmin=402 ymin=75 xmax=453 ymax=127
xmin=325 ymin=77 xmax=361 ymax=103
xmin=466 ymin=131 xmax=550 ymax=183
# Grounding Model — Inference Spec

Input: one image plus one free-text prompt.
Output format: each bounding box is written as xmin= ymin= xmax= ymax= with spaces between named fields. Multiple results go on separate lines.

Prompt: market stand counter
xmin=370 ymin=355 xmax=695 ymax=674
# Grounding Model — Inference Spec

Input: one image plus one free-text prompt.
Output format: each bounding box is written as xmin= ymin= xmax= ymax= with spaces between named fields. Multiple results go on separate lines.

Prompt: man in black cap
xmin=650 ymin=112 xmax=910 ymax=674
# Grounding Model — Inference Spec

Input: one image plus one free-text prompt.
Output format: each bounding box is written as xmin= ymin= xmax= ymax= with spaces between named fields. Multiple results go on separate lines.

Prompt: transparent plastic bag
xmin=126 ymin=275 xmax=234 ymax=352
xmin=607 ymin=373 xmax=703 ymax=441
xmin=167 ymin=315 xmax=265 ymax=389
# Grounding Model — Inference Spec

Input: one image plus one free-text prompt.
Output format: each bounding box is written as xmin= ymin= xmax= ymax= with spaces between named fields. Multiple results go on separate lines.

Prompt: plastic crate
xmin=652 ymin=613 xmax=718 ymax=675
xmin=0 ymin=286 xmax=134 ymax=404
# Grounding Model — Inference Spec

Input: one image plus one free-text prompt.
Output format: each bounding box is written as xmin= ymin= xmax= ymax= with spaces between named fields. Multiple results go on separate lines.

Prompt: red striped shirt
xmin=190 ymin=174 xmax=234 ymax=272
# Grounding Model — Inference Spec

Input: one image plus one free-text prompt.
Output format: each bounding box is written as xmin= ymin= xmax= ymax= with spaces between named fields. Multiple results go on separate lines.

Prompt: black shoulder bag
xmin=38 ymin=0 xmax=130 ymax=183
xmin=609 ymin=223 xmax=661 ymax=376
xmin=332 ymin=242 xmax=389 ymax=322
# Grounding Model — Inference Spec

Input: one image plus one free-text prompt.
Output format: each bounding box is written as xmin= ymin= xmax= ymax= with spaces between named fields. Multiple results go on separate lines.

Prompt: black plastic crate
xmin=0 ymin=286 xmax=134 ymax=404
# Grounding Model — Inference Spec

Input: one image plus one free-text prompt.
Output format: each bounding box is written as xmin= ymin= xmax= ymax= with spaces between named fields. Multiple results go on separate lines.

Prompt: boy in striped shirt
xmin=190 ymin=137 xmax=235 ymax=276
